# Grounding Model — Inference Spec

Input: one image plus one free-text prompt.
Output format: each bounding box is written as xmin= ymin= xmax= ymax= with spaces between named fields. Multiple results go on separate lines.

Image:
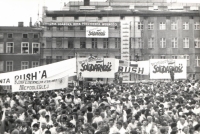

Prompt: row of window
xmin=138 ymin=22 xmax=200 ymax=30
xmin=140 ymin=37 xmax=200 ymax=48
xmin=0 ymin=43 xmax=40 ymax=54
xmin=46 ymin=22 xmax=200 ymax=31
xmin=0 ymin=61 xmax=39 ymax=72
xmin=3 ymin=33 xmax=39 ymax=39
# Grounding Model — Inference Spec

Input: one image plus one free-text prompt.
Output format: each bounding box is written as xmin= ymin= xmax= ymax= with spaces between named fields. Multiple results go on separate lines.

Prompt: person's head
xmin=45 ymin=130 xmax=51 ymax=134
xmin=41 ymin=122 xmax=47 ymax=129
xmin=109 ymin=119 xmax=114 ymax=126
xmin=142 ymin=120 xmax=148 ymax=126
xmin=32 ymin=123 xmax=39 ymax=132
xmin=116 ymin=121 xmax=122 ymax=129
xmin=131 ymin=117 xmax=136 ymax=124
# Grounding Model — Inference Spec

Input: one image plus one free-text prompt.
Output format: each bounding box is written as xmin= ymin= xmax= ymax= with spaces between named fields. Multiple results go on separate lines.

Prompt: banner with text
xmin=12 ymin=76 xmax=68 ymax=92
xmin=0 ymin=58 xmax=76 ymax=85
xmin=120 ymin=21 xmax=130 ymax=81
xmin=43 ymin=22 xmax=119 ymax=27
xmin=86 ymin=26 xmax=108 ymax=38
xmin=118 ymin=60 xmax=149 ymax=75
xmin=150 ymin=59 xmax=187 ymax=79
xmin=78 ymin=57 xmax=115 ymax=78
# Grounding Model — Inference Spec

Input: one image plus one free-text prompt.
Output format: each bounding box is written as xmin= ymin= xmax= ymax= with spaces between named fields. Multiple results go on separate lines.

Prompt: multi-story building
xmin=0 ymin=22 xmax=42 ymax=73
xmin=41 ymin=0 xmax=200 ymax=80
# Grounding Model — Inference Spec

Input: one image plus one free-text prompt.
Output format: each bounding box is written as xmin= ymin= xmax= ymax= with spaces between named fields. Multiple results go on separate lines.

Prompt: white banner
xmin=86 ymin=26 xmax=108 ymax=38
xmin=118 ymin=61 xmax=149 ymax=75
xmin=0 ymin=58 xmax=76 ymax=85
xmin=150 ymin=59 xmax=187 ymax=79
xmin=12 ymin=76 xmax=68 ymax=92
xmin=78 ymin=57 xmax=115 ymax=78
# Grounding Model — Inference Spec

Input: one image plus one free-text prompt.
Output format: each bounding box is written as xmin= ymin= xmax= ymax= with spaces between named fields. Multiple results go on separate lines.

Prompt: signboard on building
xmin=118 ymin=60 xmax=149 ymax=75
xmin=86 ymin=26 xmax=108 ymax=38
xmin=77 ymin=57 xmax=116 ymax=78
xmin=150 ymin=59 xmax=187 ymax=79
xmin=120 ymin=21 xmax=130 ymax=81
xmin=42 ymin=22 xmax=119 ymax=27
xmin=0 ymin=58 xmax=76 ymax=85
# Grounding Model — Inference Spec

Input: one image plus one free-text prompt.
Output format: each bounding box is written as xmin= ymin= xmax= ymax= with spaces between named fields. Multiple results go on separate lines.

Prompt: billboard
xmin=77 ymin=57 xmax=116 ymax=78
xmin=86 ymin=26 xmax=108 ymax=38
xmin=150 ymin=59 xmax=187 ymax=79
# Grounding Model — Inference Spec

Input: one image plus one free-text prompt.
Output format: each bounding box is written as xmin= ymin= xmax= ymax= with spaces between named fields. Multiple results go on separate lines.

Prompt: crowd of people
xmin=1 ymin=79 xmax=200 ymax=134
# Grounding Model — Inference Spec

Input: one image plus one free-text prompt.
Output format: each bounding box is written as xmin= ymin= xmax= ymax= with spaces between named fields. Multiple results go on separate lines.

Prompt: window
xmin=138 ymin=22 xmax=143 ymax=30
xmin=0 ymin=43 xmax=4 ymax=53
xmin=68 ymin=38 xmax=74 ymax=48
xmin=56 ymin=38 xmax=62 ymax=48
xmin=115 ymin=38 xmax=120 ymax=48
xmin=114 ymin=26 xmax=118 ymax=30
xmin=159 ymin=22 xmax=166 ymax=30
xmin=80 ymin=38 xmax=86 ymax=48
xmin=183 ymin=38 xmax=189 ymax=48
xmin=32 ymin=43 xmax=40 ymax=54
xmin=172 ymin=38 xmax=178 ymax=48
xmin=47 ymin=27 xmax=51 ymax=30
xmin=52 ymin=17 xmax=57 ymax=20
xmin=171 ymin=22 xmax=177 ymax=30
xmin=183 ymin=22 xmax=189 ymax=30
xmin=120 ymin=16 xmax=124 ymax=20
xmin=21 ymin=42 xmax=29 ymax=53
xmin=195 ymin=38 xmax=200 ymax=48
xmin=138 ymin=38 xmax=143 ymax=48
xmin=6 ymin=61 xmax=13 ymax=72
xmin=194 ymin=22 xmax=200 ymax=30
xmin=104 ymin=56 xmax=109 ymax=58
xmin=21 ymin=61 xmax=29 ymax=70
xmin=56 ymin=56 xmax=62 ymax=62
xmin=98 ymin=16 xmax=102 ymax=20
xmin=33 ymin=34 xmax=39 ymax=38
xmin=160 ymin=38 xmax=166 ymax=48
xmin=80 ymin=26 xmax=85 ymax=30
xmin=32 ymin=61 xmax=39 ymax=68
xmin=6 ymin=42 xmax=14 ymax=53
xmin=172 ymin=55 xmax=178 ymax=59
xmin=92 ymin=38 xmax=97 ymax=48
xmin=22 ymin=34 xmax=28 ymax=38
xmin=160 ymin=55 xmax=166 ymax=59
xmin=183 ymin=55 xmax=190 ymax=66
xmin=148 ymin=22 xmax=154 ymax=30
xmin=148 ymin=38 xmax=154 ymax=48
xmin=57 ymin=27 xmax=62 ymax=31
xmin=149 ymin=55 xmax=154 ymax=59
xmin=196 ymin=56 xmax=200 ymax=67
xmin=115 ymin=56 xmax=121 ymax=59
xmin=46 ymin=56 xmax=52 ymax=64
xmin=0 ymin=61 xmax=3 ymax=71
xmin=74 ymin=16 xmax=79 ymax=20
xmin=68 ymin=56 xmax=74 ymax=59
xmin=103 ymin=38 xmax=109 ymax=48
xmin=68 ymin=26 xmax=74 ymax=30
xmin=7 ymin=33 xmax=13 ymax=38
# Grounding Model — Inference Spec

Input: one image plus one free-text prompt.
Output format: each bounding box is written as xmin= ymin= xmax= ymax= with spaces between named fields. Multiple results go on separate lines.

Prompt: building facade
xmin=41 ymin=0 xmax=200 ymax=80
xmin=0 ymin=22 xmax=42 ymax=74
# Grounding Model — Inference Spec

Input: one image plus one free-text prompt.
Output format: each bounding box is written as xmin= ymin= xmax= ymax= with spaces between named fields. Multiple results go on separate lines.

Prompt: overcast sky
xmin=0 ymin=0 xmax=200 ymax=26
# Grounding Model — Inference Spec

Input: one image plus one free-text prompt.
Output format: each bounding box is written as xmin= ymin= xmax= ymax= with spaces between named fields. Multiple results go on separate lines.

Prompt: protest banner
xmin=118 ymin=60 xmax=149 ymax=75
xmin=12 ymin=76 xmax=68 ymax=92
xmin=150 ymin=59 xmax=187 ymax=79
xmin=0 ymin=58 xmax=76 ymax=85
xmin=77 ymin=57 xmax=116 ymax=78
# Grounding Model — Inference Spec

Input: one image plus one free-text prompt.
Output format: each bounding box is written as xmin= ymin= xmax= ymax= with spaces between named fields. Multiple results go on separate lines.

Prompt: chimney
xmin=84 ymin=0 xmax=90 ymax=6
xmin=18 ymin=22 xmax=24 ymax=27
xmin=29 ymin=17 xmax=32 ymax=27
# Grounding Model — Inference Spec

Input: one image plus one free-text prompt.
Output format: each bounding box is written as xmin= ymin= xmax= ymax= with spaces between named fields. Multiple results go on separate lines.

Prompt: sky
xmin=0 ymin=0 xmax=200 ymax=26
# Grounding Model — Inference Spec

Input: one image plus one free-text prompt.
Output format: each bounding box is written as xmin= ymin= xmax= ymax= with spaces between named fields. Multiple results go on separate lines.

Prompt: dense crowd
xmin=1 ymin=79 xmax=200 ymax=134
